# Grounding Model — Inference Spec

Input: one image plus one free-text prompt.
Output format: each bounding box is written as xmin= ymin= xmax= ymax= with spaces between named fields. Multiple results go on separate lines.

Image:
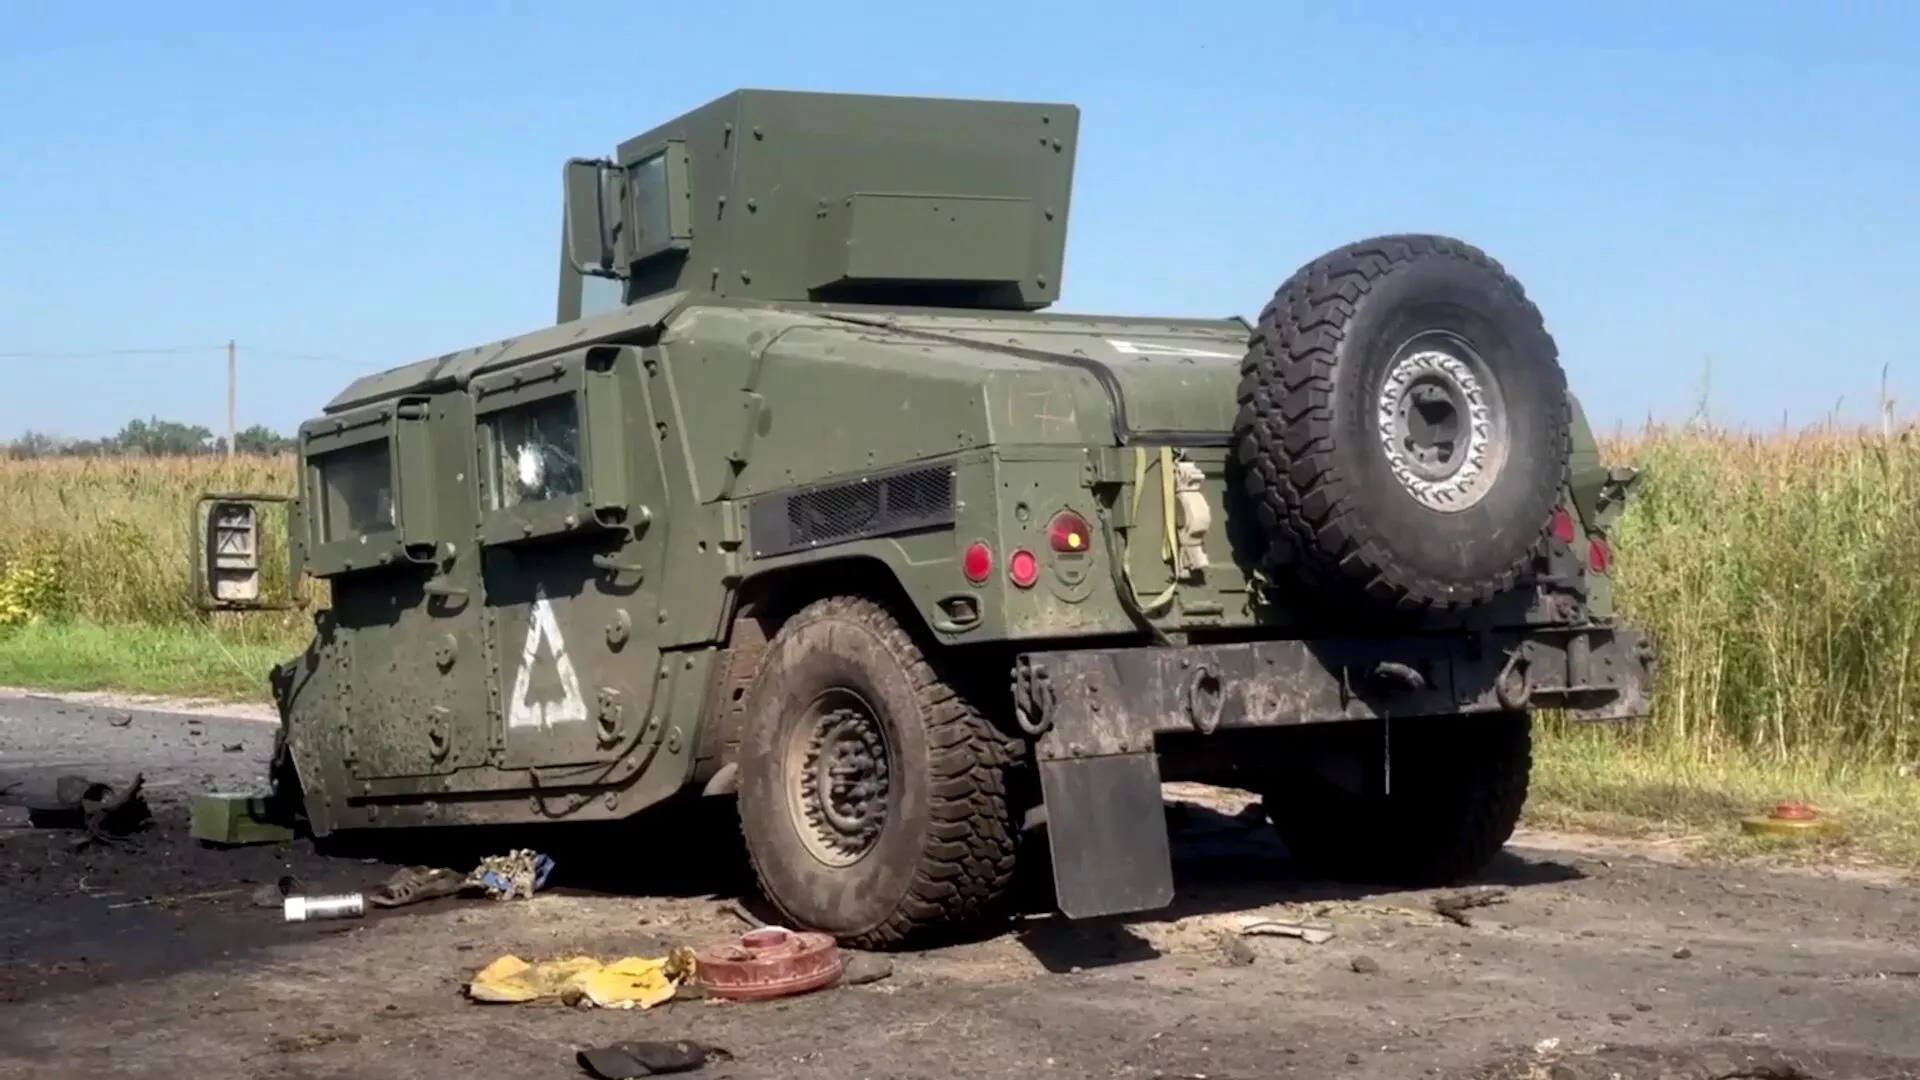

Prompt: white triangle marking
xmin=507 ymin=585 xmax=588 ymax=729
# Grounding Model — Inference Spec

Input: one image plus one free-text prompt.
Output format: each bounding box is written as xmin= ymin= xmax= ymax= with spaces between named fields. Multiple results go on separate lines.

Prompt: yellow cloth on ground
xmin=467 ymin=948 xmax=696 ymax=1009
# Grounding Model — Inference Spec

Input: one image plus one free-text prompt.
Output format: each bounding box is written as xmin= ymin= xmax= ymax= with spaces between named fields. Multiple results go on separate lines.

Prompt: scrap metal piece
xmin=467 ymin=849 xmax=555 ymax=899
xmin=1236 ymin=916 xmax=1335 ymax=945
xmin=27 ymin=773 xmax=152 ymax=846
xmin=1433 ymin=887 xmax=1511 ymax=927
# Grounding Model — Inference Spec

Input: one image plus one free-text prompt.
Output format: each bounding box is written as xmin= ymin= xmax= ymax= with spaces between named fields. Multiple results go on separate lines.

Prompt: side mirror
xmin=192 ymin=493 xmax=301 ymax=612
xmin=208 ymin=500 xmax=261 ymax=603
xmin=564 ymin=158 xmax=622 ymax=277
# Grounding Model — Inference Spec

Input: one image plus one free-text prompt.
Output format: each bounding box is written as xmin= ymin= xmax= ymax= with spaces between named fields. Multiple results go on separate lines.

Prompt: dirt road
xmin=3 ymin=693 xmax=1919 ymax=1080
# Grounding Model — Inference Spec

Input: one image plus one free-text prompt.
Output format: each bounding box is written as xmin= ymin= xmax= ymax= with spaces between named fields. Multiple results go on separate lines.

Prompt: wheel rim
xmin=784 ymin=688 xmax=893 ymax=867
xmin=1374 ymin=330 xmax=1508 ymax=513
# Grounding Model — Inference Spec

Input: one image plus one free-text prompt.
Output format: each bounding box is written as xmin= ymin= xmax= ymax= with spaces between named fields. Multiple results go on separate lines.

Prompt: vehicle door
xmin=469 ymin=344 xmax=670 ymax=772
xmin=300 ymin=395 xmax=491 ymax=786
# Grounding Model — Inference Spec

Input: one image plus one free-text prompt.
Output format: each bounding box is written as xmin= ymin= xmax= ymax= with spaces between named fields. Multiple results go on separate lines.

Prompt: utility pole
xmin=226 ymin=339 xmax=236 ymax=459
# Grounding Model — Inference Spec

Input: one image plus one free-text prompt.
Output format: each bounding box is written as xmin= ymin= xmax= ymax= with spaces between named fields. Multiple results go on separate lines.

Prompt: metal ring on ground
xmin=692 ymin=928 xmax=847 ymax=1002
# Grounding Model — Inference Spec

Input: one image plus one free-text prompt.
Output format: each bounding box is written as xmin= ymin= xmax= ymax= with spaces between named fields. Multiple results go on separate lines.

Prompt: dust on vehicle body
xmin=194 ymin=88 xmax=1655 ymax=950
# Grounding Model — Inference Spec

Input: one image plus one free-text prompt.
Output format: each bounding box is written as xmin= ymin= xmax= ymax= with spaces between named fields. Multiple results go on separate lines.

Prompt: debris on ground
xmin=839 ymin=951 xmax=894 ymax=986
xmin=468 ymin=849 xmax=554 ymax=900
xmin=1349 ymin=955 xmax=1380 ymax=975
xmin=1433 ymin=887 xmax=1511 ymax=928
xmin=576 ymin=1039 xmax=732 ymax=1079
xmin=1236 ymin=916 xmax=1335 ymax=944
xmin=23 ymin=773 xmax=152 ymax=848
xmin=716 ymin=900 xmax=765 ymax=927
xmin=361 ymin=853 xmax=556 ymax=911
xmin=691 ymin=927 xmax=846 ymax=1002
xmin=467 ymin=948 xmax=698 ymax=1009
xmin=1221 ymin=937 xmax=1258 ymax=966
xmin=366 ymin=866 xmax=469 ymax=909
xmin=252 ymin=875 xmax=302 ymax=908
xmin=283 ymin=893 xmax=367 ymax=922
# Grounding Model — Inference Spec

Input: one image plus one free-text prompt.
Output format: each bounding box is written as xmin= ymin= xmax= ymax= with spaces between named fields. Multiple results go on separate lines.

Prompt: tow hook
xmin=1011 ymin=656 xmax=1055 ymax=737
xmin=1184 ymin=662 xmax=1225 ymax=734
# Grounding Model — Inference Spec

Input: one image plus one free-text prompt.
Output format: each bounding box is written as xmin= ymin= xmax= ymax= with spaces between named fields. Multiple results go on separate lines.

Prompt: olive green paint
xmin=197 ymin=88 xmax=1643 ymax=837
xmin=587 ymin=89 xmax=1078 ymax=312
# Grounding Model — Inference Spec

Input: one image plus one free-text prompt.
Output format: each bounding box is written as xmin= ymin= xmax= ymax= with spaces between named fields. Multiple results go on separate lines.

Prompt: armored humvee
xmin=196 ymin=89 xmax=1655 ymax=949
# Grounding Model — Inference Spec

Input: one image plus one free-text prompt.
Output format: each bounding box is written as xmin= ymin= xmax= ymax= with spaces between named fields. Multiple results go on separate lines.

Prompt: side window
xmin=631 ymin=151 xmax=670 ymax=251
xmin=580 ymin=274 xmax=624 ymax=318
xmin=484 ymin=396 xmax=584 ymax=510
xmin=314 ymin=440 xmax=396 ymax=542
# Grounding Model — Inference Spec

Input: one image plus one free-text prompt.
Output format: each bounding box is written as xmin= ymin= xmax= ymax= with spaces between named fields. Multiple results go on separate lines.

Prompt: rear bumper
xmin=1011 ymin=620 xmax=1655 ymax=749
xmin=1012 ymin=621 xmax=1654 ymax=922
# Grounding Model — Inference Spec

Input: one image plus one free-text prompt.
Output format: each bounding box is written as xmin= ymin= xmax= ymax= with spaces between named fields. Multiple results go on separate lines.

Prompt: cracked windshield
xmin=490 ymin=397 xmax=583 ymax=509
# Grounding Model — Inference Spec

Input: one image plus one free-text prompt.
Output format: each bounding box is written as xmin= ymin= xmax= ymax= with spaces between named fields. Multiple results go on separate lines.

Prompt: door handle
xmin=593 ymin=553 xmax=644 ymax=578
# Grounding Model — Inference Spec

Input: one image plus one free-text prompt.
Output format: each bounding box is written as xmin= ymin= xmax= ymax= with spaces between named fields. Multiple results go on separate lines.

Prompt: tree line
xmin=3 ymin=417 xmax=297 ymax=459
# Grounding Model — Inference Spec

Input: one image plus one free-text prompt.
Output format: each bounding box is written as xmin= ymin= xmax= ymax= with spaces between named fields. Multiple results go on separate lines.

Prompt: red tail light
xmin=1008 ymin=548 xmax=1040 ymax=589
xmin=1551 ymin=506 xmax=1576 ymax=545
xmin=1047 ymin=510 xmax=1093 ymax=554
xmin=961 ymin=541 xmax=993 ymax=584
xmin=1588 ymin=538 xmax=1611 ymax=574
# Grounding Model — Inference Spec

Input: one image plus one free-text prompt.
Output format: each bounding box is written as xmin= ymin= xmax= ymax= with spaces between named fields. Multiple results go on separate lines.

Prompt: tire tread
xmin=739 ymin=595 xmax=1018 ymax=950
xmin=1233 ymin=234 xmax=1570 ymax=611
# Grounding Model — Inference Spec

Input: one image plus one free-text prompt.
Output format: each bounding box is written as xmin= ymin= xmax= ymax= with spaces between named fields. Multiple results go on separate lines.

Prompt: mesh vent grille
xmin=748 ymin=463 xmax=957 ymax=558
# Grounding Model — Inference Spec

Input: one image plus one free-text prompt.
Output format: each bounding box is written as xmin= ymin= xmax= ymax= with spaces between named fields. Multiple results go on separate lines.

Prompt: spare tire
xmin=1233 ymin=234 xmax=1569 ymax=613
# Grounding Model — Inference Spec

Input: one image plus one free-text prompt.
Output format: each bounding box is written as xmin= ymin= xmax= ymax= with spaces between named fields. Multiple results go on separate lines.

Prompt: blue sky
xmin=1 ymin=1 xmax=1913 ymax=441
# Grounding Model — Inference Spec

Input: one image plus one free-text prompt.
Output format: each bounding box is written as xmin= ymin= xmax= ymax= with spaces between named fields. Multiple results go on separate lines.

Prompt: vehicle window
xmin=632 ymin=151 xmax=670 ymax=251
xmin=315 ymin=440 xmax=396 ymax=542
xmin=487 ymin=395 xmax=585 ymax=509
xmin=580 ymin=274 xmax=624 ymax=317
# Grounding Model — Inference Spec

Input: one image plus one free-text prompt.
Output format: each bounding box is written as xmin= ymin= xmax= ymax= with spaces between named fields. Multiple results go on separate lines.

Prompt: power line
xmin=242 ymin=346 xmax=376 ymax=368
xmin=0 ymin=341 xmax=398 ymax=450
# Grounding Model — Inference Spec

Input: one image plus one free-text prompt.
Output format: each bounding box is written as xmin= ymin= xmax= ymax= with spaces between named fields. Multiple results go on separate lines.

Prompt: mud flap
xmin=1021 ymin=651 xmax=1177 ymax=920
xmin=1038 ymin=751 xmax=1176 ymax=919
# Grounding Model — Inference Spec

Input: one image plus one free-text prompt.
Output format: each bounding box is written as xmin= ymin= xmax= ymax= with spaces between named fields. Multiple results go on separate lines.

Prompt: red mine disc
xmin=693 ymin=927 xmax=846 ymax=1002
xmin=1771 ymin=802 xmax=1817 ymax=820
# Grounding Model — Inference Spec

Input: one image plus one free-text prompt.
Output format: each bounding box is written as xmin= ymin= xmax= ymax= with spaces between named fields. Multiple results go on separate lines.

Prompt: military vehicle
xmin=195 ymin=88 xmax=1655 ymax=950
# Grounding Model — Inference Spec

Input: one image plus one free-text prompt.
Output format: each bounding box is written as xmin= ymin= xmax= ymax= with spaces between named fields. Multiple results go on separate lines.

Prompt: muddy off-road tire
xmin=1257 ymin=712 xmax=1533 ymax=887
xmin=1234 ymin=234 xmax=1570 ymax=612
xmin=733 ymin=595 xmax=1019 ymax=950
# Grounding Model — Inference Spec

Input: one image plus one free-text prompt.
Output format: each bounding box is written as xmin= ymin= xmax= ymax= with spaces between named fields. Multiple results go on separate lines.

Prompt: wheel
xmin=1257 ymin=712 xmax=1533 ymax=887
xmin=733 ymin=595 xmax=1019 ymax=949
xmin=1233 ymin=234 xmax=1570 ymax=612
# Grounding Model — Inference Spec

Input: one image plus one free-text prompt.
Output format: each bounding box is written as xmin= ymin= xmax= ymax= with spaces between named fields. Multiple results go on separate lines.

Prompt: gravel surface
xmin=2 ymin=693 xmax=1918 ymax=1080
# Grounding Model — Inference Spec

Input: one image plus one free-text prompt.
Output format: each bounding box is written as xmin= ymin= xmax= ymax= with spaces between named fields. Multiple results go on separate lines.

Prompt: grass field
xmin=2 ymin=427 xmax=1917 ymax=867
